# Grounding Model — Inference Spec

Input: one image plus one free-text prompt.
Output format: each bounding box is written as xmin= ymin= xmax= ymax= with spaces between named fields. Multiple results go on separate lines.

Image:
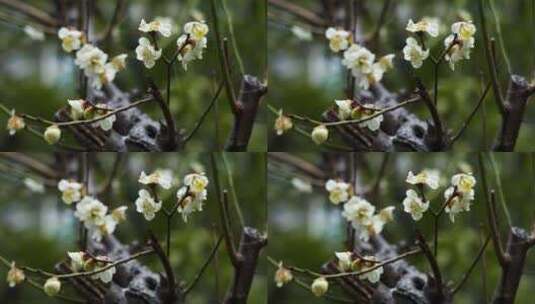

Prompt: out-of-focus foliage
xmin=0 ymin=0 xmax=267 ymax=151
xmin=268 ymin=152 xmax=535 ymax=303
xmin=0 ymin=152 xmax=267 ymax=303
xmin=268 ymin=0 xmax=535 ymax=151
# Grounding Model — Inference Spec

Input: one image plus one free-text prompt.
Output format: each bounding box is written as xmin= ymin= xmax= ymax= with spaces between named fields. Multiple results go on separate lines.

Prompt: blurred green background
xmin=0 ymin=0 xmax=267 ymax=151
xmin=0 ymin=152 xmax=267 ymax=303
xmin=268 ymin=0 xmax=535 ymax=151
xmin=268 ymin=152 xmax=535 ymax=303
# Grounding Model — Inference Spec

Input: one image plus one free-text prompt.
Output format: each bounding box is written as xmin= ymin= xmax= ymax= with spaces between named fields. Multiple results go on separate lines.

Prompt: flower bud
xmin=311 ymin=125 xmax=329 ymax=145
xmin=44 ymin=125 xmax=61 ymax=144
xmin=311 ymin=277 xmax=328 ymax=297
xmin=44 ymin=277 xmax=61 ymax=296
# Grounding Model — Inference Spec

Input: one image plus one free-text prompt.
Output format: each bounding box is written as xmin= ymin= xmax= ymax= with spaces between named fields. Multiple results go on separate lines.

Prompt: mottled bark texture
xmin=225 ymin=75 xmax=268 ymax=151
xmin=224 ymin=227 xmax=267 ymax=304
xmin=493 ymin=75 xmax=535 ymax=151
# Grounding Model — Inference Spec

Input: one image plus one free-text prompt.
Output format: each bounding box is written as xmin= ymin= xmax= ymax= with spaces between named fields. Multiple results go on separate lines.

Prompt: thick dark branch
xmin=415 ymin=231 xmax=446 ymax=302
xmin=223 ymin=227 xmax=267 ymax=304
xmin=148 ymin=231 xmax=177 ymax=304
xmin=492 ymin=227 xmax=533 ymax=304
xmin=493 ymin=75 xmax=535 ymax=151
xmin=225 ymin=75 xmax=267 ymax=151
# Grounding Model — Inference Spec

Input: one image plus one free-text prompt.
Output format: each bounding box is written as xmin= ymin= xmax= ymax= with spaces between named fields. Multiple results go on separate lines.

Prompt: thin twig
xmin=478 ymin=154 xmax=508 ymax=267
xmin=184 ymin=235 xmax=224 ymax=295
xmin=184 ymin=81 xmax=224 ymax=143
xmin=415 ymin=231 xmax=444 ymax=299
xmin=148 ymin=231 xmax=176 ymax=302
xmin=450 ymin=81 xmax=492 ymax=145
xmin=452 ymin=234 xmax=491 ymax=295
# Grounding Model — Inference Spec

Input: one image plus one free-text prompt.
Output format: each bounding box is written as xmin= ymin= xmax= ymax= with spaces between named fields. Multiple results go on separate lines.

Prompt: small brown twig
xmin=148 ymin=231 xmax=176 ymax=303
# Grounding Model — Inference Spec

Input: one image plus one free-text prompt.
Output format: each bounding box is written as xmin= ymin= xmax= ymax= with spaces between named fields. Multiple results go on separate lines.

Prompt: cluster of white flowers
xmin=342 ymin=196 xmax=395 ymax=242
xmin=325 ymin=27 xmax=395 ymax=91
xmin=67 ymin=252 xmax=116 ymax=283
xmin=402 ymin=169 xmax=476 ymax=222
xmin=57 ymin=178 xmax=127 ymax=241
xmin=334 ymin=99 xmax=384 ymax=132
xmin=325 ymin=179 xmax=350 ymax=205
xmin=176 ymin=172 xmax=209 ymax=222
xmin=74 ymin=196 xmax=127 ymax=241
xmin=444 ymin=21 xmax=476 ymax=70
xmin=58 ymin=27 xmax=127 ymax=90
xmin=444 ymin=173 xmax=476 ymax=222
xmin=403 ymin=17 xmax=476 ymax=70
xmin=177 ymin=21 xmax=209 ymax=70
xmin=135 ymin=17 xmax=209 ymax=70
xmin=135 ymin=169 xmax=209 ymax=223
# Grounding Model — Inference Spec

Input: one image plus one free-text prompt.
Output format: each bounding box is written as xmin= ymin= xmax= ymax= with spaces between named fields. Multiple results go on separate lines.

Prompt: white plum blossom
xmin=451 ymin=21 xmax=476 ymax=42
xmin=75 ymin=44 xmax=108 ymax=76
xmin=406 ymin=169 xmax=440 ymax=190
xmin=91 ymin=214 xmax=118 ymax=241
xmin=451 ymin=173 xmax=476 ymax=194
xmin=67 ymin=252 xmax=85 ymax=272
xmin=402 ymin=189 xmax=429 ymax=221
xmin=74 ymin=196 xmax=108 ymax=228
xmin=377 ymin=206 xmax=396 ymax=223
xmin=354 ymin=256 xmax=384 ymax=283
xmin=139 ymin=169 xmax=174 ymax=189
xmin=274 ymin=262 xmax=293 ymax=287
xmin=58 ymin=179 xmax=83 ymax=205
xmin=444 ymin=21 xmax=476 ymax=71
xmin=7 ymin=110 xmax=25 ymax=135
xmin=406 ymin=18 xmax=440 ymax=37
xmin=403 ymin=37 xmax=429 ymax=69
xmin=443 ymin=173 xmax=476 ymax=222
xmin=136 ymin=37 xmax=162 ymax=69
xmin=90 ymin=256 xmax=116 ymax=283
xmin=176 ymin=186 xmax=207 ymax=222
xmin=184 ymin=21 xmax=209 ymax=41
xmin=340 ymin=44 xmax=394 ymax=90
xmin=68 ymin=99 xmax=85 ymax=120
xmin=443 ymin=186 xmax=472 ymax=222
xmin=135 ymin=189 xmax=162 ymax=221
xmin=351 ymin=104 xmax=384 ymax=132
xmin=335 ymin=251 xmax=353 ymax=272
xmin=335 ymin=99 xmax=353 ymax=120
xmin=6 ymin=262 xmax=25 ymax=287
xmin=139 ymin=18 xmax=173 ymax=37
xmin=44 ymin=125 xmax=61 ymax=145
xmin=183 ymin=172 xmax=209 ymax=194
xmin=342 ymin=196 xmax=376 ymax=227
xmin=92 ymin=104 xmax=116 ymax=131
xmin=274 ymin=109 xmax=293 ymax=135
xmin=176 ymin=34 xmax=207 ymax=70
xmin=342 ymin=44 xmax=375 ymax=75
xmin=110 ymin=54 xmax=128 ymax=71
xmin=111 ymin=206 xmax=128 ymax=223
xmin=58 ymin=27 xmax=83 ymax=52
xmin=325 ymin=179 xmax=350 ymax=204
xmin=325 ymin=27 xmax=350 ymax=52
